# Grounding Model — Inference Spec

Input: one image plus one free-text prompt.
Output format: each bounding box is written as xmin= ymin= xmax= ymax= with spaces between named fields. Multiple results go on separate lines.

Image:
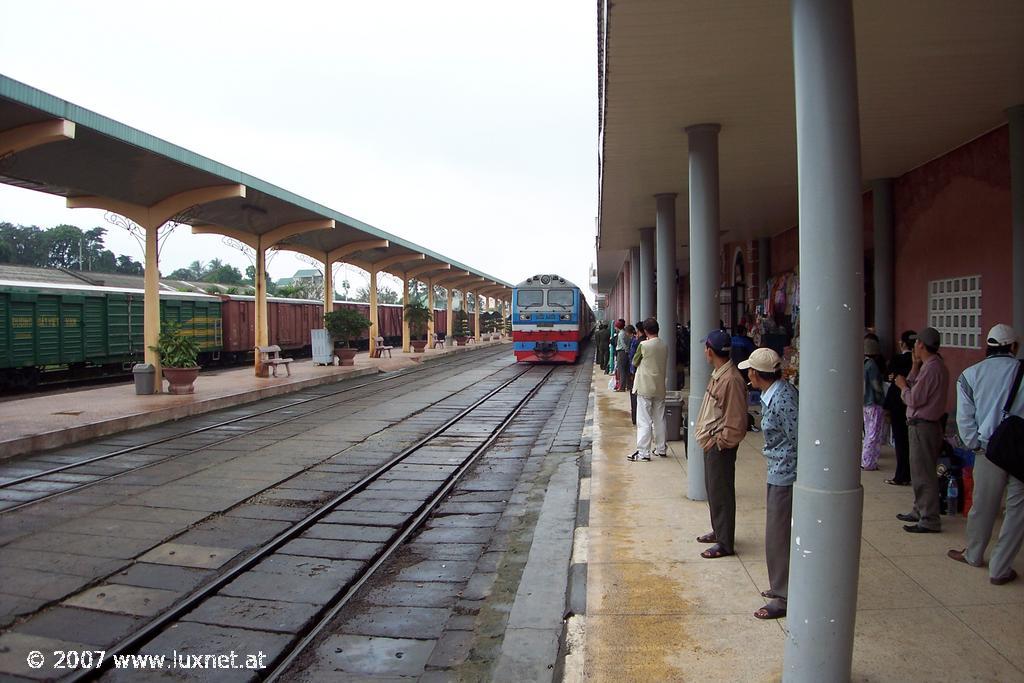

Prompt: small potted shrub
xmin=149 ymin=322 xmax=201 ymax=394
xmin=324 ymin=308 xmax=371 ymax=365
xmin=404 ymin=300 xmax=432 ymax=353
xmin=453 ymin=309 xmax=470 ymax=346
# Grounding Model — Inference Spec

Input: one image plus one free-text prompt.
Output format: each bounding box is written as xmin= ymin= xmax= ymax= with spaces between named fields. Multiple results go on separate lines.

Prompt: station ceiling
xmin=596 ymin=0 xmax=1024 ymax=291
xmin=0 ymin=75 xmax=512 ymax=292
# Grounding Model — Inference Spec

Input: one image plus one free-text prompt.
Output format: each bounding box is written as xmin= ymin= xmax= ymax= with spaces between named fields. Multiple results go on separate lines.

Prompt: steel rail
xmin=71 ymin=364 xmax=545 ymax=682
xmin=265 ymin=365 xmax=555 ymax=680
xmin=0 ymin=346 xmax=510 ymax=513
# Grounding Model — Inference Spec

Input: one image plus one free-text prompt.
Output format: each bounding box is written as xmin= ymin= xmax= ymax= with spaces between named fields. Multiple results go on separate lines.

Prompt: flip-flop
xmin=700 ymin=544 xmax=734 ymax=559
xmin=754 ymin=604 xmax=787 ymax=620
xmin=696 ymin=532 xmax=717 ymax=544
xmin=760 ymin=590 xmax=779 ymax=599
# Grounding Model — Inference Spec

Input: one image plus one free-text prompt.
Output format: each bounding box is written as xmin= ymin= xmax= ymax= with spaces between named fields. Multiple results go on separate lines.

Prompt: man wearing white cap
xmin=948 ymin=323 xmax=1024 ymax=585
xmin=740 ymin=348 xmax=799 ymax=619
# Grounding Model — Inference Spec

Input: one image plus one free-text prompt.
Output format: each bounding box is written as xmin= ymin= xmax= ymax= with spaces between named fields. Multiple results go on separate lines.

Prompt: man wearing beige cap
xmin=740 ymin=348 xmax=799 ymax=619
xmin=894 ymin=326 xmax=949 ymax=533
xmin=948 ymin=323 xmax=1023 ymax=585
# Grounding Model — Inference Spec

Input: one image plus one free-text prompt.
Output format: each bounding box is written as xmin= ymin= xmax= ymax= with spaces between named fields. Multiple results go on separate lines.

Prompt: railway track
xmin=0 ymin=345 xmax=512 ymax=515
xmin=62 ymin=363 xmax=555 ymax=682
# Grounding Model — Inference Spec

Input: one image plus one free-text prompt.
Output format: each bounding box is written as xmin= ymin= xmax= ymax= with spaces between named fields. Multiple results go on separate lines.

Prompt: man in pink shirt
xmin=893 ymin=326 xmax=949 ymax=533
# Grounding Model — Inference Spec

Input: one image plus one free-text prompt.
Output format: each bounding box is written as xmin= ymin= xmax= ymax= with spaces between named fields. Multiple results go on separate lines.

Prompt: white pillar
xmin=629 ymin=246 xmax=641 ymax=324
xmin=784 ymin=0 xmax=865 ymax=679
xmin=685 ymin=123 xmax=722 ymax=502
xmin=639 ymin=227 xmax=655 ymax=318
xmin=655 ymin=194 xmax=679 ymax=391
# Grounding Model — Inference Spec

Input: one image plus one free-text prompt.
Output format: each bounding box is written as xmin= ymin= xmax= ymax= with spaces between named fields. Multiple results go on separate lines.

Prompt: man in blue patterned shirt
xmin=740 ymin=347 xmax=798 ymax=620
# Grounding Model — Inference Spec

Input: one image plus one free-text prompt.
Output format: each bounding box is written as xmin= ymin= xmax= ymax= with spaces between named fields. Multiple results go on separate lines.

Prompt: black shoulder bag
xmin=985 ymin=360 xmax=1024 ymax=482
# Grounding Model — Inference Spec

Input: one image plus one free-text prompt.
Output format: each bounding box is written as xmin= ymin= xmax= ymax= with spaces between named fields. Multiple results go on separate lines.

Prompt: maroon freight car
xmin=219 ymin=295 xmax=447 ymax=359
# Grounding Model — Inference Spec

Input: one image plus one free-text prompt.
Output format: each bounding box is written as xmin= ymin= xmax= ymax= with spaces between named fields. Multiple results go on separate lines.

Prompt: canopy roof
xmin=0 ymin=74 xmax=511 ymax=292
xmin=596 ymin=0 xmax=1024 ymax=290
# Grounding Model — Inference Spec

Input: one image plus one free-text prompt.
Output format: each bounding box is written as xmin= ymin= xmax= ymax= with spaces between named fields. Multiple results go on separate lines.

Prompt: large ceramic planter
xmin=455 ymin=336 xmax=468 ymax=346
xmin=336 ymin=347 xmax=358 ymax=366
xmin=411 ymin=340 xmax=428 ymax=353
xmin=163 ymin=366 xmax=199 ymax=395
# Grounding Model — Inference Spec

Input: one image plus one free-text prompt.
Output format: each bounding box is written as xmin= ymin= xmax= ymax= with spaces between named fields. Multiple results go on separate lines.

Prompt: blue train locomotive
xmin=512 ymin=274 xmax=595 ymax=363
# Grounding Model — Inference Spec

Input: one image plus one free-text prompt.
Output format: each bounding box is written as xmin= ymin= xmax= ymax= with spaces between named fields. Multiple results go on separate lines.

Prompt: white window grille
xmin=928 ymin=275 xmax=982 ymax=349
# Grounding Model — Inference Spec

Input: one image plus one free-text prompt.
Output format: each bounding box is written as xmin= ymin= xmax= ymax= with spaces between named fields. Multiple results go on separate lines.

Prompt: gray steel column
xmin=784 ymin=0 xmax=864 ymax=680
xmin=872 ymin=178 xmax=895 ymax=354
xmin=639 ymin=227 xmax=656 ymax=318
xmin=684 ymin=123 xmax=721 ymax=502
xmin=655 ymin=194 xmax=679 ymax=391
xmin=1010 ymin=105 xmax=1024 ymax=341
xmin=758 ymin=236 xmax=771 ymax=304
xmin=630 ymin=247 xmax=641 ymax=324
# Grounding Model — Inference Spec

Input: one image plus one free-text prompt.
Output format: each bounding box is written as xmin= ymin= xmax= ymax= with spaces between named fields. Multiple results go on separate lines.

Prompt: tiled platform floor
xmin=577 ymin=367 xmax=1024 ymax=682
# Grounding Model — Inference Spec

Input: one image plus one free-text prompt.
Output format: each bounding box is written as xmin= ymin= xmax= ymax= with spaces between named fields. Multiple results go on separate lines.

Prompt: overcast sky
xmin=0 ymin=1 xmax=597 ymax=297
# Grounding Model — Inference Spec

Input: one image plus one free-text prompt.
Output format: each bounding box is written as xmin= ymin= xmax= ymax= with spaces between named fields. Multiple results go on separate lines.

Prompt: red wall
xmin=893 ymin=126 xmax=1011 ymax=405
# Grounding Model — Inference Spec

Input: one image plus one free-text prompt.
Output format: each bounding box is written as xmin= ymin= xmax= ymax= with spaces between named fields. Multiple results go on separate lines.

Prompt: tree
xmin=0 ymin=222 xmax=144 ymax=274
xmin=202 ymin=262 xmax=243 ymax=284
xmin=351 ymin=285 xmax=400 ymax=304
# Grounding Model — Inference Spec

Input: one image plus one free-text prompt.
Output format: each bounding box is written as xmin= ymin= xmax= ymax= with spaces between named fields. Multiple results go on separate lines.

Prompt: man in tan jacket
xmin=694 ymin=329 xmax=749 ymax=558
xmin=627 ymin=318 xmax=668 ymax=462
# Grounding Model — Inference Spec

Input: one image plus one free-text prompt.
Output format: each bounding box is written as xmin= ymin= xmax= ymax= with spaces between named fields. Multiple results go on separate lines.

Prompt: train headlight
xmin=520 ymin=313 xmax=531 ymax=320
xmin=560 ymin=313 xmax=571 ymax=320
xmin=541 ymin=275 xmax=551 ymax=284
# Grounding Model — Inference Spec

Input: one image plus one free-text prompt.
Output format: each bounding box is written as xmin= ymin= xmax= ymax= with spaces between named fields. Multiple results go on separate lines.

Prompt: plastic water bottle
xmin=946 ymin=476 xmax=959 ymax=516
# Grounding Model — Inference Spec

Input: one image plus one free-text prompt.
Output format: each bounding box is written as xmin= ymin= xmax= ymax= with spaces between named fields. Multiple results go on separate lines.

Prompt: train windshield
xmin=517 ymin=289 xmax=544 ymax=308
xmin=547 ymin=289 xmax=574 ymax=308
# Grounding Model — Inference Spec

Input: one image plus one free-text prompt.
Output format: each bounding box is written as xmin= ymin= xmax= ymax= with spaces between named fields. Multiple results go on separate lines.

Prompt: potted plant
xmin=404 ymin=300 xmax=432 ymax=353
xmin=452 ymin=309 xmax=471 ymax=346
xmin=149 ymin=322 xmax=201 ymax=394
xmin=324 ymin=308 xmax=372 ymax=365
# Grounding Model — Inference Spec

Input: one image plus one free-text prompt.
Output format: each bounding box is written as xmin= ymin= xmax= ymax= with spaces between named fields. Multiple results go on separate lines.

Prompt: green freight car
xmin=0 ymin=280 xmax=223 ymax=390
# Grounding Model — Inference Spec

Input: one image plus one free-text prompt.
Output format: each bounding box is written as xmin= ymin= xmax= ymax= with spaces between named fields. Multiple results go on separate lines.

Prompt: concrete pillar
xmin=685 ymin=123 xmax=722 ymax=502
xmin=254 ymin=242 xmax=270 ymax=377
xmin=655 ymin=194 xmax=679 ymax=391
xmin=1010 ymin=104 xmax=1024 ymax=341
xmin=446 ymin=286 xmax=454 ymax=341
xmin=426 ymin=277 xmax=435 ymax=343
xmin=368 ymin=269 xmax=378 ymax=357
xmin=323 ymin=258 xmax=334 ymax=317
xmin=758 ymin=236 xmax=771 ymax=305
xmin=784 ymin=1 xmax=865 ymax=680
xmin=872 ymin=178 xmax=895 ymax=354
xmin=639 ymin=227 xmax=656 ymax=318
xmin=402 ymin=275 xmax=411 ymax=353
xmin=629 ymin=247 xmax=641 ymax=324
xmin=473 ymin=292 xmax=481 ymax=342
xmin=143 ymin=224 xmax=162 ymax=390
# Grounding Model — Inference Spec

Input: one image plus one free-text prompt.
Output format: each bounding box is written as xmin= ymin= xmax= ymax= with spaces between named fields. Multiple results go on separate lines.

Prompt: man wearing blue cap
xmin=694 ymin=329 xmax=749 ymax=558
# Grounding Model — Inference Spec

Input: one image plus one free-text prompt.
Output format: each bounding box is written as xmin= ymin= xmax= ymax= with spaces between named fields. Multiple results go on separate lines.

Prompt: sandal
xmin=760 ymin=590 xmax=779 ymax=599
xmin=885 ymin=478 xmax=910 ymax=486
xmin=754 ymin=604 xmax=786 ymax=620
xmin=700 ymin=544 xmax=734 ymax=559
xmin=696 ymin=532 xmax=717 ymax=544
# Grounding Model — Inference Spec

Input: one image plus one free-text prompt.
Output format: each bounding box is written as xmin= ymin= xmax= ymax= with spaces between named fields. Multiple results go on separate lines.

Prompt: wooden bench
xmin=372 ymin=336 xmax=394 ymax=358
xmin=256 ymin=345 xmax=293 ymax=377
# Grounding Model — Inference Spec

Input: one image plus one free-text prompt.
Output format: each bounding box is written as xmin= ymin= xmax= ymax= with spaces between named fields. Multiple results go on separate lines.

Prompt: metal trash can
xmin=665 ymin=389 xmax=684 ymax=442
xmin=133 ymin=363 xmax=156 ymax=395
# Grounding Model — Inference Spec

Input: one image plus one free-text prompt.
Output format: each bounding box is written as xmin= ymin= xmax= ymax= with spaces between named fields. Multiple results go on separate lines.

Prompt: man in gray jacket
xmin=948 ymin=324 xmax=1023 ymax=585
